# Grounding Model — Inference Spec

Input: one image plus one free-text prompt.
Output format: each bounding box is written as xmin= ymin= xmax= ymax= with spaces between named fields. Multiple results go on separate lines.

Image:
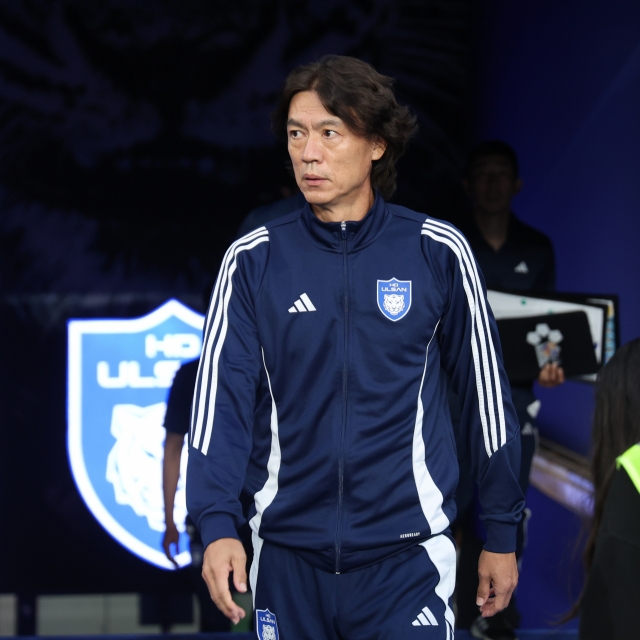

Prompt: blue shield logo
xmin=67 ymin=299 xmax=204 ymax=569
xmin=256 ymin=609 xmax=279 ymax=640
xmin=377 ymin=278 xmax=412 ymax=322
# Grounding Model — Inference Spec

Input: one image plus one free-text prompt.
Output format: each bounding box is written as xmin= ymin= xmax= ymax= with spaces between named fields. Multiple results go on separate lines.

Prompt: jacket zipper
xmin=335 ymin=221 xmax=349 ymax=574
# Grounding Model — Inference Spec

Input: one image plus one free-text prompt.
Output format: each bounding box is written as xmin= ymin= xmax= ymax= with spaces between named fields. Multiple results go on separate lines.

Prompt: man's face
xmin=286 ymin=91 xmax=385 ymax=212
xmin=464 ymin=155 xmax=522 ymax=215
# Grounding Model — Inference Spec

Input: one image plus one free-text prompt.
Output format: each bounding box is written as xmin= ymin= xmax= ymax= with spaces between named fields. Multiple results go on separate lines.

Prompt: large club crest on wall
xmin=67 ymin=300 xmax=204 ymax=569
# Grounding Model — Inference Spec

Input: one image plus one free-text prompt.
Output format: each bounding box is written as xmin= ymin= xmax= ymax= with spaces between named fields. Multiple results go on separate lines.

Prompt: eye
xmin=289 ymin=130 xmax=302 ymax=139
xmin=323 ymin=129 xmax=338 ymax=138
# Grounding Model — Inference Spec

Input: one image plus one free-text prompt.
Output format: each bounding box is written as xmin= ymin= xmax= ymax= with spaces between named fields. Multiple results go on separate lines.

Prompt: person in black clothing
xmin=453 ymin=141 xmax=565 ymax=640
xmin=162 ymin=359 xmax=199 ymax=566
xmin=577 ymin=338 xmax=640 ymax=639
xmin=162 ymin=358 xmax=232 ymax=632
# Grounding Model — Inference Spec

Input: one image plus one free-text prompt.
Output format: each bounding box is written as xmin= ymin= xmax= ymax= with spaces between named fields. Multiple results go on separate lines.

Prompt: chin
xmin=301 ymin=190 xmax=332 ymax=205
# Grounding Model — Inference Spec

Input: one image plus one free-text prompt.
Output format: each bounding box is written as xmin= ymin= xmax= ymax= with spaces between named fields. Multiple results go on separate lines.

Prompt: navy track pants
xmin=250 ymin=532 xmax=456 ymax=639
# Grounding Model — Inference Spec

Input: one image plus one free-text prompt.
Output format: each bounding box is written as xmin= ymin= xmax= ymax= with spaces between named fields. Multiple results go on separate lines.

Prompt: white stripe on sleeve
xmin=191 ymin=228 xmax=268 ymax=452
xmin=426 ymin=219 xmax=506 ymax=447
xmin=424 ymin=221 xmax=501 ymax=452
xmin=422 ymin=226 xmax=494 ymax=457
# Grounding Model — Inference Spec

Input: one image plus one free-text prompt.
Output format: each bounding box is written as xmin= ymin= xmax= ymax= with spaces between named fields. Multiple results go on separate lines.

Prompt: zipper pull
xmin=341 ymin=221 xmax=347 ymax=239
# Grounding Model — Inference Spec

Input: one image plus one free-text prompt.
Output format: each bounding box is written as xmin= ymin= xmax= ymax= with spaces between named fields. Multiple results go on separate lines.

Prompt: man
xmin=162 ymin=357 xmax=232 ymax=632
xmin=187 ymin=56 xmax=524 ymax=639
xmin=454 ymin=141 xmax=564 ymax=640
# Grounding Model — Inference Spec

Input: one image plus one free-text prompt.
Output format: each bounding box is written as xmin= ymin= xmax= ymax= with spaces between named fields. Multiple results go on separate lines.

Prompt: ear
xmin=514 ymin=178 xmax=523 ymax=195
xmin=462 ymin=178 xmax=471 ymax=195
xmin=371 ymin=138 xmax=387 ymax=161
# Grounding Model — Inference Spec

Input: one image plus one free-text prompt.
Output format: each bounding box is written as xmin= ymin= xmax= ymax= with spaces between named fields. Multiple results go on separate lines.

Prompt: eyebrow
xmin=287 ymin=117 xmax=343 ymax=129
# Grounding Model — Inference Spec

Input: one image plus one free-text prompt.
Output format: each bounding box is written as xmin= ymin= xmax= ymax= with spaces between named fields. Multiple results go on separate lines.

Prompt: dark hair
xmin=271 ymin=55 xmax=418 ymax=200
xmin=565 ymin=338 xmax=640 ymax=619
xmin=465 ymin=140 xmax=519 ymax=179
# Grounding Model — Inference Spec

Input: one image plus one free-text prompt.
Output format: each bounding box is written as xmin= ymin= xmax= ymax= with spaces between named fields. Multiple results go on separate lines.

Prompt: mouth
xmin=303 ymin=174 xmax=328 ymax=187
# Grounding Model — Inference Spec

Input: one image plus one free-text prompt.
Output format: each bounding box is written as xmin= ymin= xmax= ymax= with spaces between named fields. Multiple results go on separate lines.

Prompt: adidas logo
xmin=288 ymin=293 xmax=316 ymax=313
xmin=412 ymin=605 xmax=438 ymax=626
xmin=521 ymin=422 xmax=534 ymax=436
xmin=514 ymin=261 xmax=529 ymax=274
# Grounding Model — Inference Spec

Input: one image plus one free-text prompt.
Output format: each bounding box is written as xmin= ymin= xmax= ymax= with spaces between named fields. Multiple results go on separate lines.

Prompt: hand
xmin=537 ymin=362 xmax=565 ymax=388
xmin=476 ymin=550 xmax=518 ymax=617
xmin=162 ymin=521 xmax=180 ymax=567
xmin=202 ymin=538 xmax=247 ymax=625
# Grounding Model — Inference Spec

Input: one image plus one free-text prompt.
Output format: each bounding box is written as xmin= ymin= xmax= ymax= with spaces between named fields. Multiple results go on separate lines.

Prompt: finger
xmin=548 ymin=365 xmax=564 ymax=387
xmin=480 ymin=602 xmax=498 ymax=617
xmin=202 ymin=560 xmax=242 ymax=619
xmin=480 ymin=592 xmax=513 ymax=617
xmin=480 ymin=578 xmax=515 ymax=616
xmin=213 ymin=588 xmax=245 ymax=625
xmin=162 ymin=535 xmax=179 ymax=566
xmin=231 ymin=549 xmax=248 ymax=593
xmin=490 ymin=586 xmax=513 ymax=614
xmin=476 ymin=572 xmax=491 ymax=607
xmin=162 ymin=536 xmax=171 ymax=559
xmin=208 ymin=565 xmax=246 ymax=625
xmin=538 ymin=364 xmax=551 ymax=386
xmin=479 ymin=587 xmax=499 ymax=615
xmin=539 ymin=363 xmax=564 ymax=387
xmin=168 ymin=542 xmax=179 ymax=567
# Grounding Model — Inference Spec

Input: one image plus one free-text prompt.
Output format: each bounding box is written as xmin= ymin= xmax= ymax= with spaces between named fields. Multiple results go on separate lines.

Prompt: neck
xmin=311 ymin=186 xmax=375 ymax=223
xmin=474 ymin=208 xmax=510 ymax=252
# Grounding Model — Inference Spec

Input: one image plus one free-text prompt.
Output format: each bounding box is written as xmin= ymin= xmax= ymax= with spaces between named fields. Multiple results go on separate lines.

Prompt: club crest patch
xmin=256 ymin=609 xmax=279 ymax=640
xmin=377 ymin=278 xmax=412 ymax=322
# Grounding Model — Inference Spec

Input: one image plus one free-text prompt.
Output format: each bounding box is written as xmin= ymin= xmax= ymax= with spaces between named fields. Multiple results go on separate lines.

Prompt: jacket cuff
xmin=483 ymin=520 xmax=518 ymax=553
xmin=199 ymin=513 xmax=241 ymax=550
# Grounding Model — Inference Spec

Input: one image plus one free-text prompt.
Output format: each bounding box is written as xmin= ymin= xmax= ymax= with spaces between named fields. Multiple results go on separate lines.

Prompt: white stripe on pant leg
xmin=249 ymin=531 xmax=264 ymax=610
xmin=420 ymin=535 xmax=456 ymax=639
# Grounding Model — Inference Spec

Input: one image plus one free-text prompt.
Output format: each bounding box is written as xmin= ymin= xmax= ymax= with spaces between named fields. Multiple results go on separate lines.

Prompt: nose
xmin=300 ymin=132 xmax=322 ymax=164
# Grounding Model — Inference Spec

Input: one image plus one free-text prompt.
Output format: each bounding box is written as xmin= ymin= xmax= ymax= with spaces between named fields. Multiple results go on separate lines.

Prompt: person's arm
xmin=422 ymin=219 xmax=524 ymax=615
xmin=187 ymin=230 xmax=269 ymax=624
xmin=532 ymin=240 xmax=566 ymax=387
xmin=162 ymin=432 xmax=185 ymax=566
xmin=537 ymin=362 xmax=565 ymax=387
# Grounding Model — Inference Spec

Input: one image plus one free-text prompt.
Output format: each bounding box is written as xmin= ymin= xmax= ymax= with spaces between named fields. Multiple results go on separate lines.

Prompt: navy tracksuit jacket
xmin=187 ymin=195 xmax=524 ymax=575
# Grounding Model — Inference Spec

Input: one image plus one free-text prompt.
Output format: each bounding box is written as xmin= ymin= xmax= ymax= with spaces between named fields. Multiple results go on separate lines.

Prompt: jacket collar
xmin=299 ymin=191 xmax=390 ymax=253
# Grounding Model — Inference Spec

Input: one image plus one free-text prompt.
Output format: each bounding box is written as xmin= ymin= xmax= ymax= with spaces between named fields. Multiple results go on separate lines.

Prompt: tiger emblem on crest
xmin=383 ymin=293 xmax=405 ymax=316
